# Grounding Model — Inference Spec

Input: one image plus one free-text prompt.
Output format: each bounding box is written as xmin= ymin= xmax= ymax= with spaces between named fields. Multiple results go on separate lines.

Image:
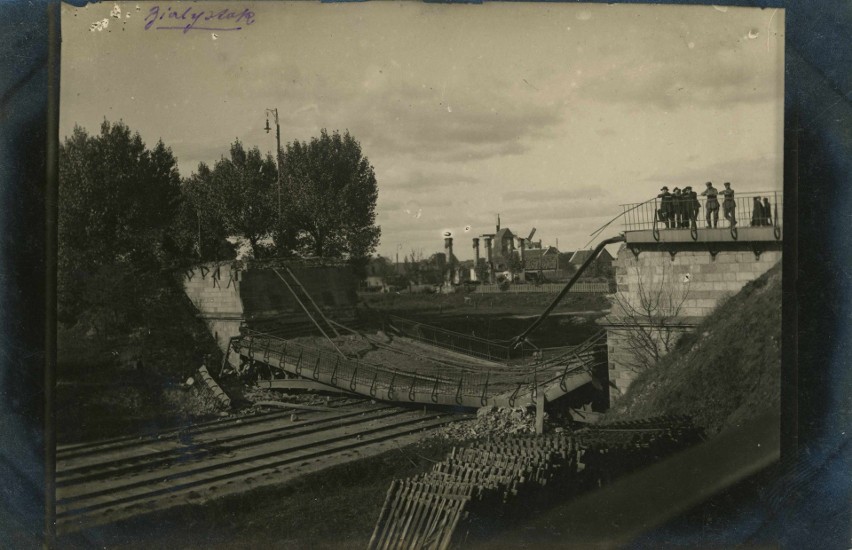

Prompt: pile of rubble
xmin=436 ymin=405 xmax=546 ymax=440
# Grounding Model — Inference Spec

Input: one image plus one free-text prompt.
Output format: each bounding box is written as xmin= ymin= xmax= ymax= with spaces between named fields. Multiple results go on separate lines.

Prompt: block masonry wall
xmin=182 ymin=262 xmax=244 ymax=366
xmin=605 ymin=325 xmax=694 ymax=400
xmin=183 ymin=261 xmax=359 ymax=365
xmin=604 ymin=245 xmax=781 ymax=402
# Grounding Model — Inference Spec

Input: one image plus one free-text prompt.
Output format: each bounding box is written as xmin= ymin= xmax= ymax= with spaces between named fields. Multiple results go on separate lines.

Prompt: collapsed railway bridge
xmin=59 ymin=210 xmax=783 ymax=541
xmin=223 ymin=239 xmax=624 ymax=421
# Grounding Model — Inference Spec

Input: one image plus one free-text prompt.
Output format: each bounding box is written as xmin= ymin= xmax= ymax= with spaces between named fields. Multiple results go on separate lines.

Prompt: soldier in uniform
xmin=751 ymin=196 xmax=765 ymax=226
xmin=701 ymin=181 xmax=720 ymax=227
xmin=671 ymin=187 xmax=683 ymax=228
xmin=657 ymin=186 xmax=674 ymax=228
xmin=681 ymin=185 xmax=701 ymax=227
xmin=763 ymin=196 xmax=773 ymax=225
xmin=721 ymin=182 xmax=737 ymax=227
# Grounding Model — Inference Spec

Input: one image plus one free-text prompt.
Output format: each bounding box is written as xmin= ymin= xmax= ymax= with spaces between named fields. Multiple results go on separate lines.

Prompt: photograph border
xmin=1 ymin=0 xmax=850 ymax=547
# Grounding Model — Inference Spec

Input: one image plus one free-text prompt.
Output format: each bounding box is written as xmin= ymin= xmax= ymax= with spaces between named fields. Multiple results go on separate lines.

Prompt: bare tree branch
xmin=611 ymin=258 xmax=691 ymax=372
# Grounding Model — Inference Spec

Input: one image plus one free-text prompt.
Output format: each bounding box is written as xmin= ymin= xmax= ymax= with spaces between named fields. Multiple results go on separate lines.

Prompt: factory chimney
xmin=472 ymin=238 xmax=481 ymax=281
xmin=483 ymin=235 xmax=494 ymax=283
xmin=444 ymin=237 xmax=454 ymax=284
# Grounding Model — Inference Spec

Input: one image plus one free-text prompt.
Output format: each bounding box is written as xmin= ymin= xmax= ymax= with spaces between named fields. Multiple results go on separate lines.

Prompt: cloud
xmin=643 ymin=154 xmax=782 ymax=192
xmin=350 ymin=79 xmax=565 ymax=163
xmin=387 ymin=169 xmax=480 ymax=191
xmin=502 ymin=186 xmax=602 ymax=203
xmin=579 ymin=55 xmax=776 ymax=111
xmin=507 ymin=199 xmax=617 ymax=225
xmin=577 ymin=13 xmax=782 ymax=111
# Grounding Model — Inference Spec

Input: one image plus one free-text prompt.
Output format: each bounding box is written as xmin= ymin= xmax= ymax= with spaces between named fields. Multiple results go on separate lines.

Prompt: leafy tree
xmin=59 ymin=121 xmax=183 ymax=323
xmin=403 ymin=249 xmax=424 ymax=284
xmin=175 ymin=167 xmax=237 ymax=262
xmin=474 ymin=258 xmax=490 ymax=283
xmin=281 ymin=129 xmax=380 ymax=259
xmin=59 ymin=121 xmax=181 ymax=269
xmin=506 ymin=253 xmax=524 ymax=274
xmin=369 ymin=255 xmax=395 ymax=279
xmin=192 ymin=140 xmax=279 ymax=258
xmin=421 ymin=253 xmax=446 ymax=285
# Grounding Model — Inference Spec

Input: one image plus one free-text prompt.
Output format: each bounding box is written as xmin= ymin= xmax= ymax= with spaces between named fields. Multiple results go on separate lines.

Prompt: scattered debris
xmin=435 ymin=406 xmax=545 ymax=440
xmin=196 ymin=366 xmax=231 ymax=409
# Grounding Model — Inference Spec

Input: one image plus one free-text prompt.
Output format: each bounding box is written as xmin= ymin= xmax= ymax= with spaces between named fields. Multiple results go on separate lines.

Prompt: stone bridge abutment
xmin=601 ymin=224 xmax=782 ymax=403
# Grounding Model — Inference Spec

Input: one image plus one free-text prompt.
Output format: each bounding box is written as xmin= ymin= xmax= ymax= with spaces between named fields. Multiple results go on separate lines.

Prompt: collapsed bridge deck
xmin=235 ymin=322 xmax=607 ymax=410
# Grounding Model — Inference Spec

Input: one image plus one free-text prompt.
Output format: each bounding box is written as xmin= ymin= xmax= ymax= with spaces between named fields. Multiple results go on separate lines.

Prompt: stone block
xmin=690 ymin=254 xmax=710 ymax=265
xmin=736 ymin=271 xmax=753 ymax=282
xmin=688 ymin=282 xmax=711 ymax=293
xmin=691 ymin=289 xmax=718 ymax=300
xmin=703 ymin=272 xmax=724 ymax=282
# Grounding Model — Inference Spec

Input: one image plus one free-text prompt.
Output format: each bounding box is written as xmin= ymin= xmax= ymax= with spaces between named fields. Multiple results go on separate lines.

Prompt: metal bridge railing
xmin=235 ymin=328 xmax=608 ymax=408
xmin=239 ymin=329 xmax=493 ymax=402
xmin=621 ymin=190 xmax=783 ymax=232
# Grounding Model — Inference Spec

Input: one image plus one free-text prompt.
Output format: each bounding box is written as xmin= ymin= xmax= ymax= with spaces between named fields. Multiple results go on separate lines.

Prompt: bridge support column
xmin=602 ymin=240 xmax=782 ymax=404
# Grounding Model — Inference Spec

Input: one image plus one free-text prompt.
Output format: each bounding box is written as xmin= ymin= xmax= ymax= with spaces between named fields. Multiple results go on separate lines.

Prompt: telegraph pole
xmin=264 ymin=108 xmax=282 ymax=217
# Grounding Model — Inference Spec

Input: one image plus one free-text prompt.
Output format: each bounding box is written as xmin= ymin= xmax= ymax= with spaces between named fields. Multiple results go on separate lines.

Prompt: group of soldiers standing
xmin=750 ymin=196 xmax=775 ymax=226
xmin=656 ymin=181 xmax=771 ymax=229
xmin=656 ymin=184 xmax=702 ymax=229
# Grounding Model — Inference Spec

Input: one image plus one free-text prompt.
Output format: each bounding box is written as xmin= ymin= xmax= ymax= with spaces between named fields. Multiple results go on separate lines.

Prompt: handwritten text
xmin=144 ymin=5 xmax=256 ymax=33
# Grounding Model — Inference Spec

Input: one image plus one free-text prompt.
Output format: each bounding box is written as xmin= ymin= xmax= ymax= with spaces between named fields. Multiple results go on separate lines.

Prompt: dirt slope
xmin=606 ymin=261 xmax=781 ymax=435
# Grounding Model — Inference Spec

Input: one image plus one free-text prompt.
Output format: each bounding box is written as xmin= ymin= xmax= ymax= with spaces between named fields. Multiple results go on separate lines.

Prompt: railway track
xmin=56 ymin=399 xmax=470 ymax=534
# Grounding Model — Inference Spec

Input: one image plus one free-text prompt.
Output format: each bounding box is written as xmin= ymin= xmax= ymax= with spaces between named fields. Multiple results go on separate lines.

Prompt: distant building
xmin=523 ymin=246 xmax=561 ymax=281
xmin=364 ymin=257 xmax=410 ymax=291
xmin=491 ymin=227 xmax=516 ymax=271
xmin=568 ymin=249 xmax=615 ymax=278
xmin=461 ymin=216 xmax=614 ymax=285
xmin=364 ymin=257 xmax=391 ymax=291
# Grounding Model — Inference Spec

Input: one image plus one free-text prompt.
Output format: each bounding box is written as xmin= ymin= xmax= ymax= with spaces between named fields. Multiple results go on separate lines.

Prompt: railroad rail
xmin=368 ymin=416 xmax=703 ymax=550
xmin=56 ymin=399 xmax=470 ymax=534
xmin=235 ymin=329 xmax=607 ymax=410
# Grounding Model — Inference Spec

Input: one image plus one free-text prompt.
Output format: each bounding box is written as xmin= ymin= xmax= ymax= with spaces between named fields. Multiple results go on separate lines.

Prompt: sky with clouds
xmin=61 ymin=2 xmax=784 ymax=260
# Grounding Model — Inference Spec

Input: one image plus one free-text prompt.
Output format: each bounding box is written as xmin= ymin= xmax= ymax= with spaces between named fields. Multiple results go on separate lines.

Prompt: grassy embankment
xmin=56 ymin=275 xmax=225 ymax=444
xmin=360 ymin=289 xmax=611 ymax=318
xmin=606 ymin=261 xmax=782 ymax=435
